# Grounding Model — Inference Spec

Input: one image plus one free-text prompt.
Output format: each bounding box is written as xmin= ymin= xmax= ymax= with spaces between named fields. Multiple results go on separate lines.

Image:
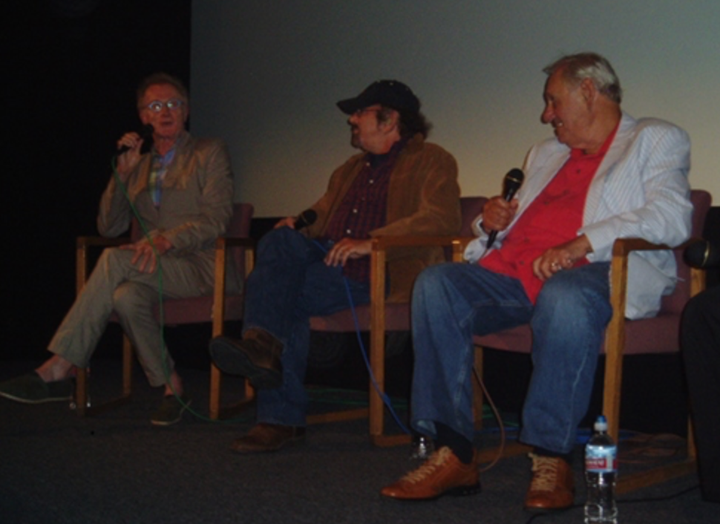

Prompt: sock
xmin=533 ymin=446 xmax=573 ymax=465
xmin=435 ymin=422 xmax=474 ymax=464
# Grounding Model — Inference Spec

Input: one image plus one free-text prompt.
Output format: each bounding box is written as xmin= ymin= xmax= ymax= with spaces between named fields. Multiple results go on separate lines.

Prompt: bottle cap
xmin=594 ymin=415 xmax=608 ymax=431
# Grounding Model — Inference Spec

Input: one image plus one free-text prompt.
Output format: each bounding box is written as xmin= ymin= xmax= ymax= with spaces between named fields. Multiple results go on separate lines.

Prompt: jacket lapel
xmin=583 ymin=112 xmax=636 ymax=225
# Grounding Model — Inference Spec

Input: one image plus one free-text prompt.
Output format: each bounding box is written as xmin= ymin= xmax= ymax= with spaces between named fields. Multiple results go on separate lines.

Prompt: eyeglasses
xmin=353 ymin=107 xmax=382 ymax=117
xmin=143 ymin=99 xmax=185 ymax=113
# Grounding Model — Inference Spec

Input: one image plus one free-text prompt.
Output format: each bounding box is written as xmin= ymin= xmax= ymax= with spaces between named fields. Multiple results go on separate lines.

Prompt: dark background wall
xmin=3 ymin=0 xmax=191 ymax=360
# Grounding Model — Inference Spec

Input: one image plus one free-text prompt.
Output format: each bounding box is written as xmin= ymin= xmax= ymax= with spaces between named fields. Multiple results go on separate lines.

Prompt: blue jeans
xmin=242 ymin=227 xmax=370 ymax=426
xmin=411 ymin=261 xmax=612 ymax=454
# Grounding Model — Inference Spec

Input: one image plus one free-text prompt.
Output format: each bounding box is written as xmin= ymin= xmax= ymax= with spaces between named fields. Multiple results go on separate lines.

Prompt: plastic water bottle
xmin=584 ymin=415 xmax=618 ymax=524
xmin=409 ymin=434 xmax=434 ymax=460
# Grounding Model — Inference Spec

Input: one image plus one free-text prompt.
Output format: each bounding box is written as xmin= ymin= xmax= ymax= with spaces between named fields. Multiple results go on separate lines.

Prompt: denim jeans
xmin=411 ymin=261 xmax=612 ymax=454
xmin=242 ymin=227 xmax=370 ymax=426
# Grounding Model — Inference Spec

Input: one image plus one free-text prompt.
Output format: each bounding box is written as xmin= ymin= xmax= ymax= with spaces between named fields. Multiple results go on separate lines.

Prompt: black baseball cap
xmin=337 ymin=80 xmax=420 ymax=115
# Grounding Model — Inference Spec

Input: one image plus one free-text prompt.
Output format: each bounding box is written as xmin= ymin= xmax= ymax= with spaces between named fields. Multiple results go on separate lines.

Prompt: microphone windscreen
xmin=683 ymin=239 xmax=720 ymax=269
xmin=295 ymin=209 xmax=317 ymax=230
xmin=139 ymin=124 xmax=154 ymax=154
xmin=503 ymin=168 xmax=524 ymax=200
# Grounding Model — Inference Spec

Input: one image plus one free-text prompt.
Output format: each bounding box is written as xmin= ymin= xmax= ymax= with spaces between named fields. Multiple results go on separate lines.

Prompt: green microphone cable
xmin=110 ymin=156 xmax=248 ymax=424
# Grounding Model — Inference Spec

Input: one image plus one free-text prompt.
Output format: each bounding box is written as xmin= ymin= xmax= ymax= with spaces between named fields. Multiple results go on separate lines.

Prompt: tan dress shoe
xmin=524 ymin=453 xmax=575 ymax=511
xmin=230 ymin=423 xmax=306 ymax=453
xmin=381 ymin=446 xmax=480 ymax=500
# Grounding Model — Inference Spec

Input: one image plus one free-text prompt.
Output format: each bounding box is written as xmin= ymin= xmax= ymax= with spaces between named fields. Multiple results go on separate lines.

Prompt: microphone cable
xmin=108 ymin=156 xmax=246 ymax=424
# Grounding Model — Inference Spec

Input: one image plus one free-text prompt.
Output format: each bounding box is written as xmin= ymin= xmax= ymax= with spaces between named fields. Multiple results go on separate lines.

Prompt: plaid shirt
xmin=323 ymin=139 xmax=407 ymax=283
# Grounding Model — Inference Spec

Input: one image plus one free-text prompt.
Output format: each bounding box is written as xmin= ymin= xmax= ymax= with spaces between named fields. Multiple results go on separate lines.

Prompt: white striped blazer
xmin=465 ymin=112 xmax=692 ymax=319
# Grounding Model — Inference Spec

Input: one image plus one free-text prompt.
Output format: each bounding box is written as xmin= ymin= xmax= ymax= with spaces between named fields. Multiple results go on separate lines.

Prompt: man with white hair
xmin=381 ymin=53 xmax=692 ymax=511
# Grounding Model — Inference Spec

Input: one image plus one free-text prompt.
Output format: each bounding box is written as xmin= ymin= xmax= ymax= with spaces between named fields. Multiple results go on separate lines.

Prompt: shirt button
xmin=369 ymin=179 xmax=374 ymax=184
xmin=352 ymin=209 xmax=358 ymax=214
xmin=346 ymin=229 xmax=352 ymax=234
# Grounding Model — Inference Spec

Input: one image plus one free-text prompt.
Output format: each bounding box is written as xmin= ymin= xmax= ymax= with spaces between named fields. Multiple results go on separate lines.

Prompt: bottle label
xmin=585 ymin=444 xmax=617 ymax=472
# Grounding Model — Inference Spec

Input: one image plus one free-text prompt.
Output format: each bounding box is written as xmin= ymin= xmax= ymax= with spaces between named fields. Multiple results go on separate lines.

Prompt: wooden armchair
xmin=74 ymin=203 xmax=255 ymax=419
xmin=307 ymin=197 xmax=487 ymax=446
xmin=471 ymin=189 xmax=712 ymax=491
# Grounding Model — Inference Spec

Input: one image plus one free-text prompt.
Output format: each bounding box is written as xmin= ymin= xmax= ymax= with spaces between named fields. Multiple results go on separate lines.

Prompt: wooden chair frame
xmin=74 ymin=233 xmax=256 ymax=419
xmin=305 ymin=235 xmax=469 ymax=446
xmin=469 ymin=236 xmax=705 ymax=491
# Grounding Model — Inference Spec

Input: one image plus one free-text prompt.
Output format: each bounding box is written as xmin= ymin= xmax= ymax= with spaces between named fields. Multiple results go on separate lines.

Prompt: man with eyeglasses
xmin=0 ymin=73 xmax=236 ymax=426
xmin=209 ymin=80 xmax=461 ymax=453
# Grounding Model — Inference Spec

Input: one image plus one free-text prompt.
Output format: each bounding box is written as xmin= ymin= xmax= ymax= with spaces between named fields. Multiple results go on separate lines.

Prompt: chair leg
xmin=209 ymin=363 xmax=256 ymax=421
xmin=368 ymin=334 xmax=386 ymax=440
xmin=75 ymin=336 xmax=133 ymax=417
xmin=473 ymin=346 xmax=485 ymax=430
xmin=687 ymin=418 xmax=696 ymax=459
xmin=122 ymin=335 xmax=133 ymax=396
xmin=75 ymin=367 xmax=89 ymax=416
xmin=209 ymin=363 xmax=222 ymax=420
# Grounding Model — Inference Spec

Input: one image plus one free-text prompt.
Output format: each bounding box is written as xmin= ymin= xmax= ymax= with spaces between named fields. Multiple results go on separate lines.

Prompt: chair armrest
xmin=76 ymin=236 xmax=132 ymax=294
xmin=219 ymin=237 xmax=256 ymax=250
xmin=611 ymin=237 xmax=673 ymax=256
xmin=610 ymin=237 xmax=706 ymax=305
xmin=77 ymin=236 xmax=131 ymax=249
xmin=372 ymin=234 xmax=475 ymax=264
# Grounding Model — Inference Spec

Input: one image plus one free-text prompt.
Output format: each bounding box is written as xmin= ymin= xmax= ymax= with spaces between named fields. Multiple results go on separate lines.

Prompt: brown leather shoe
xmin=524 ymin=453 xmax=575 ymax=511
xmin=380 ymin=446 xmax=480 ymax=500
xmin=230 ymin=423 xmax=306 ymax=454
xmin=209 ymin=329 xmax=284 ymax=389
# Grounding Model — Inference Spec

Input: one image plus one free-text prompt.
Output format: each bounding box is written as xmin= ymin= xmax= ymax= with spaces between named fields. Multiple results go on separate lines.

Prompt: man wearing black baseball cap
xmin=209 ymin=80 xmax=461 ymax=453
xmin=337 ymin=79 xmax=421 ymax=115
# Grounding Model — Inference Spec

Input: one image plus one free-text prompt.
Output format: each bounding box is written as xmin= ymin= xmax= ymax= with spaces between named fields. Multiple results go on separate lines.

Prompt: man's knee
xmin=536 ymin=267 xmax=611 ymax=322
xmin=112 ymin=282 xmax=154 ymax=317
xmin=415 ymin=263 xmax=455 ymax=292
xmin=256 ymin=227 xmax=307 ymax=261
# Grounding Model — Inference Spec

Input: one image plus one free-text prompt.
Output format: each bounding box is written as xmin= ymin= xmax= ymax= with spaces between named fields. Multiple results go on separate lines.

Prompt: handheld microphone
xmin=683 ymin=239 xmax=720 ymax=269
xmin=486 ymin=168 xmax=524 ymax=249
xmin=294 ymin=209 xmax=318 ymax=230
xmin=117 ymin=124 xmax=155 ymax=156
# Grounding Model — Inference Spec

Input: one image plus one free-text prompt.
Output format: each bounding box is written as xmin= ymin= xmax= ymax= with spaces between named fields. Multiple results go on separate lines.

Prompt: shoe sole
xmin=151 ymin=399 xmax=191 ymax=427
xmin=230 ymin=435 xmax=305 ymax=454
xmin=382 ymin=482 xmax=481 ymax=501
xmin=523 ymin=501 xmax=574 ymax=513
xmin=0 ymin=391 xmax=73 ymax=404
xmin=210 ymin=339 xmax=282 ymax=389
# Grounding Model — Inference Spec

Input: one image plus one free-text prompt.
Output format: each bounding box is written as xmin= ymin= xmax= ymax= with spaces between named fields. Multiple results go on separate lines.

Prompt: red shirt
xmin=480 ymin=128 xmax=617 ymax=303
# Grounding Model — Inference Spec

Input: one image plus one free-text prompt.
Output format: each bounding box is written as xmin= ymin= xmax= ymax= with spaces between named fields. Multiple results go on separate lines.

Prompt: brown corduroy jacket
xmin=306 ymin=133 xmax=461 ymax=303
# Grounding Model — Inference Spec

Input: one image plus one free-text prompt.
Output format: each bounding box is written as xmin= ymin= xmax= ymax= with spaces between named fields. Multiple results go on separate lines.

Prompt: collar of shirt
xmin=366 ymin=137 xmax=408 ymax=168
xmin=569 ymin=120 xmax=620 ymax=160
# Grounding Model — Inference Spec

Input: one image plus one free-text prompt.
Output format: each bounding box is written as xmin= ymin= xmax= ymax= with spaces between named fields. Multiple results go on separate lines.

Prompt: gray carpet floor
xmin=0 ymin=360 xmax=715 ymax=524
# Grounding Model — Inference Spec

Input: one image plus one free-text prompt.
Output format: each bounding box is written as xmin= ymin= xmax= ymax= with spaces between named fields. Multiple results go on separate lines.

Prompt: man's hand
xmin=115 ymin=132 xmax=146 ymax=182
xmin=481 ymin=195 xmax=519 ymax=234
xmin=324 ymin=238 xmax=372 ymax=267
xmin=119 ymin=235 xmax=173 ymax=273
xmin=274 ymin=217 xmax=298 ymax=229
xmin=532 ymin=234 xmax=593 ymax=281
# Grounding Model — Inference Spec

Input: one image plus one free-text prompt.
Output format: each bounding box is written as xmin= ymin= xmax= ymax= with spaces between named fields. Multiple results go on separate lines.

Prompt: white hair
xmin=543 ymin=53 xmax=622 ymax=104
